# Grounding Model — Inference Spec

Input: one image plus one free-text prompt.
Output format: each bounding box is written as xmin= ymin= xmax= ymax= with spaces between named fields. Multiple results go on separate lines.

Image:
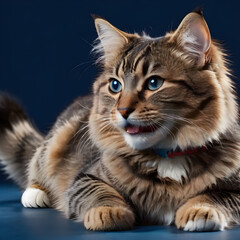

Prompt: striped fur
xmin=1 ymin=11 xmax=240 ymax=232
xmin=0 ymin=94 xmax=43 ymax=188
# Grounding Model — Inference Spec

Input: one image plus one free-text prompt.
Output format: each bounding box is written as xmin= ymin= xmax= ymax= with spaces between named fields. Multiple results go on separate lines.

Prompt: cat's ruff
xmin=146 ymin=146 xmax=207 ymax=182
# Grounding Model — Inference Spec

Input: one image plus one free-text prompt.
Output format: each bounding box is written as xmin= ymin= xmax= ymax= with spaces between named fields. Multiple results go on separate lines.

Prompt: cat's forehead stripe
xmin=115 ymin=61 xmax=121 ymax=77
xmin=132 ymin=52 xmax=146 ymax=72
xmin=142 ymin=59 xmax=150 ymax=76
xmin=131 ymin=45 xmax=151 ymax=73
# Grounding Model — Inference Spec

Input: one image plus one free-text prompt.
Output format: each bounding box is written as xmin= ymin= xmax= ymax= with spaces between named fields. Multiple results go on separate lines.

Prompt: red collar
xmin=153 ymin=146 xmax=207 ymax=158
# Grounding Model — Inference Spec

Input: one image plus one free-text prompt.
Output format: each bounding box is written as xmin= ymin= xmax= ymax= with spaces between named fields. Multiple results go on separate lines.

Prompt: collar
xmin=153 ymin=146 xmax=207 ymax=159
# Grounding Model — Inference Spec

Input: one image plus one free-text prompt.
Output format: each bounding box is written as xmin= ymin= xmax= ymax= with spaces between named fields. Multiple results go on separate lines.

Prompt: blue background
xmin=1 ymin=0 xmax=240 ymax=181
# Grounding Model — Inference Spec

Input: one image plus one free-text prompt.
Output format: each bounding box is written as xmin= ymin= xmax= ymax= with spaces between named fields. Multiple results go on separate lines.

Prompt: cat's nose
xmin=117 ymin=107 xmax=134 ymax=119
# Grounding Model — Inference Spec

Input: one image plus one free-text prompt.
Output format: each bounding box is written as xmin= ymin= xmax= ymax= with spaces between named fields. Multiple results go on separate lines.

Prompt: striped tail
xmin=0 ymin=94 xmax=43 ymax=188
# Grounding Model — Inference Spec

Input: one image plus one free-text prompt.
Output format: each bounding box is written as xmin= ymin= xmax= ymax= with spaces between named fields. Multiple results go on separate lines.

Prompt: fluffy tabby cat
xmin=1 ymin=10 xmax=240 ymax=232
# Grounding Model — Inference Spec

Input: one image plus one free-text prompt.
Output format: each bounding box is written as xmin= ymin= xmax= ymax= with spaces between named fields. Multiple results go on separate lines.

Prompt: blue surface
xmin=1 ymin=184 xmax=240 ymax=240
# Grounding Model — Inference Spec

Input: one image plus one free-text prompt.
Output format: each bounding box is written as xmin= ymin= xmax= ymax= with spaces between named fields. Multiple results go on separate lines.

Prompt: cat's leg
xmin=21 ymin=183 xmax=50 ymax=208
xmin=21 ymin=145 xmax=51 ymax=208
xmin=175 ymin=193 xmax=239 ymax=231
xmin=66 ymin=173 xmax=135 ymax=231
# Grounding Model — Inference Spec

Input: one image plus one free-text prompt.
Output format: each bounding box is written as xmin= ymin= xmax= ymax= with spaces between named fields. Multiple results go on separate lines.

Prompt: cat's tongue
xmin=126 ymin=124 xmax=155 ymax=134
xmin=126 ymin=125 xmax=140 ymax=134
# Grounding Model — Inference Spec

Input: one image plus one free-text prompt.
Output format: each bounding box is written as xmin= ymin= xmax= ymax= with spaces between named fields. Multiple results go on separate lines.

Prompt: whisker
xmin=71 ymin=60 xmax=95 ymax=71
xmin=76 ymin=102 xmax=91 ymax=111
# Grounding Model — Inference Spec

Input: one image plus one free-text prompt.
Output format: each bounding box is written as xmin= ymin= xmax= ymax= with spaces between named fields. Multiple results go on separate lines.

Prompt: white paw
xmin=21 ymin=187 xmax=50 ymax=208
xmin=183 ymin=218 xmax=227 ymax=232
xmin=176 ymin=206 xmax=228 ymax=232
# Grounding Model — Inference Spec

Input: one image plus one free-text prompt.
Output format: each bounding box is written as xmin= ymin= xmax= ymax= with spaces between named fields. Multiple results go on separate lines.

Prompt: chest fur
xmin=125 ymin=179 xmax=181 ymax=225
xmin=102 ymin=154 xmax=197 ymax=224
xmin=146 ymin=156 xmax=191 ymax=183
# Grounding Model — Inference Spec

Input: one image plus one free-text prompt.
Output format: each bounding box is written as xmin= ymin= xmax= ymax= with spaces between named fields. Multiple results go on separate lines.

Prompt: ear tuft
xmin=91 ymin=14 xmax=101 ymax=20
xmin=192 ymin=6 xmax=203 ymax=16
xmin=171 ymin=12 xmax=211 ymax=66
xmin=93 ymin=18 xmax=129 ymax=64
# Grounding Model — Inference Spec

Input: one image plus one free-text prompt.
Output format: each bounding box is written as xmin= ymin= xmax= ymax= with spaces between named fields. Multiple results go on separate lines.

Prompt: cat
xmin=1 ymin=10 xmax=240 ymax=232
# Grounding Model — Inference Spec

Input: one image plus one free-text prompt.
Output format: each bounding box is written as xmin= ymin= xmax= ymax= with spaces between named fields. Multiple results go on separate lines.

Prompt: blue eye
xmin=109 ymin=79 xmax=122 ymax=93
xmin=147 ymin=76 xmax=164 ymax=91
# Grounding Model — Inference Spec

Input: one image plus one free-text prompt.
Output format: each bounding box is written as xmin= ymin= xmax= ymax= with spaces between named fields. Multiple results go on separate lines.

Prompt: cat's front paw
xmin=21 ymin=187 xmax=50 ymax=208
xmin=176 ymin=205 xmax=228 ymax=232
xmin=84 ymin=206 xmax=135 ymax=231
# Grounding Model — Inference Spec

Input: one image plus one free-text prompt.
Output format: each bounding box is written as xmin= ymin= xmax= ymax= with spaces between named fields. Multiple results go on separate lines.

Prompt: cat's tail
xmin=0 ymin=94 xmax=44 ymax=188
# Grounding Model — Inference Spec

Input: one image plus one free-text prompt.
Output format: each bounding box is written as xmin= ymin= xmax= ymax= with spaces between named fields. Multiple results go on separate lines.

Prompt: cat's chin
xmin=123 ymin=131 xmax=165 ymax=150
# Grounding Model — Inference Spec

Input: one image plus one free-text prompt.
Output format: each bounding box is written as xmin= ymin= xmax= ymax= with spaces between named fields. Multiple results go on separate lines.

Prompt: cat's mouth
xmin=125 ymin=124 xmax=157 ymax=135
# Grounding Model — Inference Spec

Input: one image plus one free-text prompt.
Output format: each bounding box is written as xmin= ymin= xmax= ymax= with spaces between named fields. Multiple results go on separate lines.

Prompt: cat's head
xmin=89 ymin=11 xmax=238 ymax=152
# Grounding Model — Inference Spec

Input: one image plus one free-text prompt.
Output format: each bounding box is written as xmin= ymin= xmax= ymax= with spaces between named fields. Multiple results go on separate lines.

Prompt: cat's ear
xmin=171 ymin=12 xmax=211 ymax=66
xmin=93 ymin=17 xmax=129 ymax=63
